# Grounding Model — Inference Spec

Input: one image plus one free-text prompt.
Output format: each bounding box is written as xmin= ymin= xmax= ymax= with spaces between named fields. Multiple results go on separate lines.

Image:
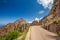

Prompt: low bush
xmin=5 ymin=30 xmax=19 ymax=40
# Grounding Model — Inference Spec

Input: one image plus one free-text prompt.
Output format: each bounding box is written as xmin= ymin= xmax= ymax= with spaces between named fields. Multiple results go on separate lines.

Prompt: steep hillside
xmin=39 ymin=0 xmax=60 ymax=34
xmin=0 ymin=18 xmax=28 ymax=37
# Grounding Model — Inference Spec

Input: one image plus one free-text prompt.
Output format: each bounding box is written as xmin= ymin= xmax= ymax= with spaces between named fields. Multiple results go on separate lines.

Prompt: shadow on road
xmin=47 ymin=35 xmax=60 ymax=40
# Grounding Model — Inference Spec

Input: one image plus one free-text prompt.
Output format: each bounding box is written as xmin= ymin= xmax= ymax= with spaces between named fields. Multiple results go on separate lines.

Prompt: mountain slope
xmin=39 ymin=0 xmax=60 ymax=33
xmin=0 ymin=18 xmax=27 ymax=36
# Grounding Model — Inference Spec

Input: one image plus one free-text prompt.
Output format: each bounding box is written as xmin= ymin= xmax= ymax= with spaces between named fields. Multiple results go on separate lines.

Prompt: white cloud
xmin=34 ymin=17 xmax=43 ymax=21
xmin=28 ymin=21 xmax=33 ymax=23
xmin=27 ymin=18 xmax=39 ymax=23
xmin=39 ymin=17 xmax=43 ymax=20
xmin=35 ymin=17 xmax=39 ymax=21
xmin=37 ymin=0 xmax=54 ymax=9
xmin=39 ymin=10 xmax=45 ymax=14
xmin=27 ymin=17 xmax=43 ymax=23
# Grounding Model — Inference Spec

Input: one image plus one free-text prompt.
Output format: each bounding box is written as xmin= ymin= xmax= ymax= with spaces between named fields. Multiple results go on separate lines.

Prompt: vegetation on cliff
xmin=0 ymin=30 xmax=19 ymax=40
xmin=54 ymin=0 xmax=57 ymax=4
xmin=0 ymin=18 xmax=30 ymax=40
xmin=0 ymin=26 xmax=29 ymax=40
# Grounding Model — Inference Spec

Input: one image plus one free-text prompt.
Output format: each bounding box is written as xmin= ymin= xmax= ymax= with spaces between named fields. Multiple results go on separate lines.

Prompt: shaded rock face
xmin=47 ymin=22 xmax=60 ymax=33
xmin=0 ymin=18 xmax=27 ymax=37
xmin=31 ymin=20 xmax=39 ymax=25
xmin=14 ymin=18 xmax=26 ymax=31
xmin=39 ymin=0 xmax=60 ymax=33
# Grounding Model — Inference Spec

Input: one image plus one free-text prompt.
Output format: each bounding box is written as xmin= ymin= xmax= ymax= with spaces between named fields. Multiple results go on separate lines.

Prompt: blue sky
xmin=0 ymin=0 xmax=53 ymax=25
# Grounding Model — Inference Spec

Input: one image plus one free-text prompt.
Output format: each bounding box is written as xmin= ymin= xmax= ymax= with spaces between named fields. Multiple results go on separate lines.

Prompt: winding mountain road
xmin=25 ymin=26 xmax=59 ymax=40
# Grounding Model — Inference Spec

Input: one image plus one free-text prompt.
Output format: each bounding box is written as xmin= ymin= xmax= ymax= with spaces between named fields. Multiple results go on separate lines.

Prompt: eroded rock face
xmin=0 ymin=18 xmax=27 ymax=37
xmin=39 ymin=0 xmax=60 ymax=33
xmin=47 ymin=22 xmax=60 ymax=33
xmin=14 ymin=18 xmax=26 ymax=32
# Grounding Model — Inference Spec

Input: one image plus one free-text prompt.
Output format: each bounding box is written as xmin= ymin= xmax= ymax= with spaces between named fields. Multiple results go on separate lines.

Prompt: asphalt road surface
xmin=25 ymin=26 xmax=58 ymax=40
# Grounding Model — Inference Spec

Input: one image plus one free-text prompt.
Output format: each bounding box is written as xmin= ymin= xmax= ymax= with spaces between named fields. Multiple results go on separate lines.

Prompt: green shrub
xmin=54 ymin=0 xmax=57 ymax=4
xmin=5 ymin=30 xmax=19 ymax=40
xmin=0 ymin=37 xmax=5 ymax=40
xmin=20 ymin=27 xmax=29 ymax=40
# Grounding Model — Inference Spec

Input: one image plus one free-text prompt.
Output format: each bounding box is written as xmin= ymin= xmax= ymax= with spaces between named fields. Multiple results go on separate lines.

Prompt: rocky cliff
xmin=0 ymin=18 xmax=28 ymax=36
xmin=39 ymin=0 xmax=60 ymax=33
